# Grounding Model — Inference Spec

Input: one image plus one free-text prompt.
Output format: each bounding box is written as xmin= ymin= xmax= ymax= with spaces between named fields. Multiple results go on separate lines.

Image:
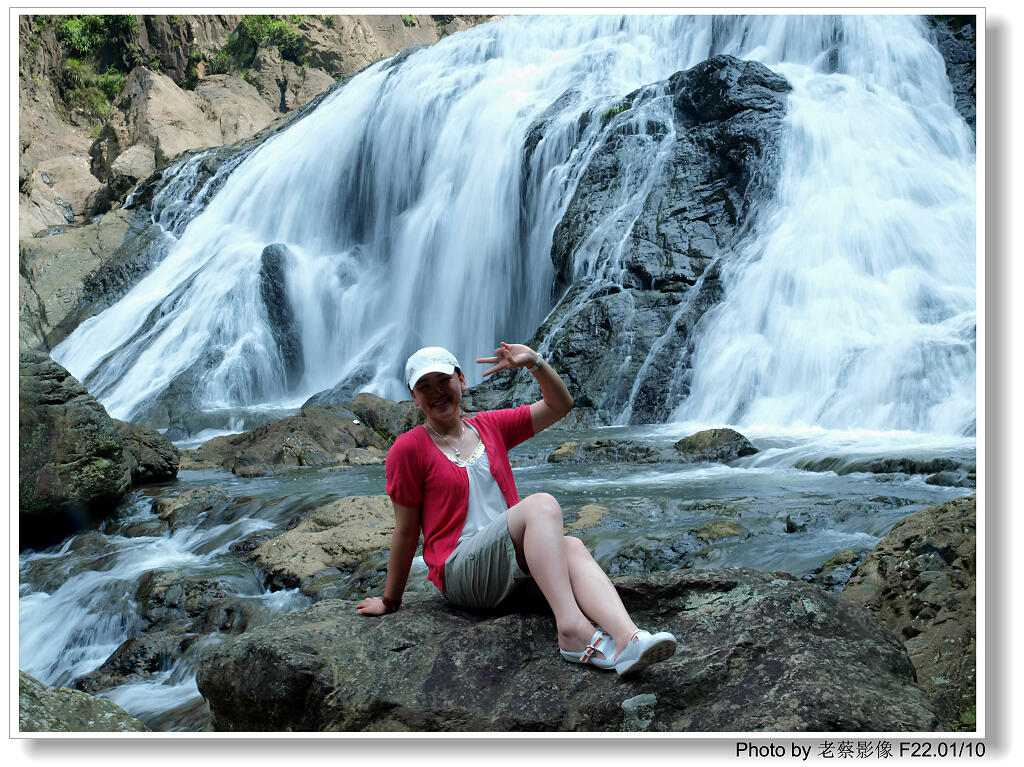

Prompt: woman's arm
xmin=356 ymin=502 xmax=421 ymax=615
xmin=477 ymin=342 xmax=573 ymax=434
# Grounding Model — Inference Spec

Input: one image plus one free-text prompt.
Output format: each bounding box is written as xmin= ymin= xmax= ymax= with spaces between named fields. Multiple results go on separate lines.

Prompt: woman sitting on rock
xmin=356 ymin=342 xmax=676 ymax=678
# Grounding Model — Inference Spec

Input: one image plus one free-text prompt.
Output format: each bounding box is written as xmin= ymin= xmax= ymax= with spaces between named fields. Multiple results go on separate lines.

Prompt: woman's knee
xmin=563 ymin=534 xmax=591 ymax=559
xmin=522 ymin=492 xmax=563 ymax=523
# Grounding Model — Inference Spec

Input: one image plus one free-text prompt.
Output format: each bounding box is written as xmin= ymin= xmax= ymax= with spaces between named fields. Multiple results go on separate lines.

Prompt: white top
xmin=437 ymin=422 xmax=509 ymax=543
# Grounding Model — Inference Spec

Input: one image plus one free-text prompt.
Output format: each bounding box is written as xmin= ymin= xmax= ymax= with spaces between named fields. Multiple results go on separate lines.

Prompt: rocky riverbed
xmin=18 ymin=367 xmax=976 ymax=731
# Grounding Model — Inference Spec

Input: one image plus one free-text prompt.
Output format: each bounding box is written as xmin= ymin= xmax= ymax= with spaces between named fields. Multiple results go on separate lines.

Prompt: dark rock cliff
xmin=926 ymin=15 xmax=976 ymax=134
xmin=468 ymin=55 xmax=791 ymax=425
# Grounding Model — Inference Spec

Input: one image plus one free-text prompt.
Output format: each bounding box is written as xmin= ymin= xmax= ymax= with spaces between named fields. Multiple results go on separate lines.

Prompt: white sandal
xmin=614 ymin=629 xmax=677 ymax=678
xmin=560 ymin=630 xmax=615 ymax=670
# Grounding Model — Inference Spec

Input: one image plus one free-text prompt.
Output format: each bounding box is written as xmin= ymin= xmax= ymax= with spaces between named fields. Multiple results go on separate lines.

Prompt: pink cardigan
xmin=385 ymin=404 xmax=534 ymax=592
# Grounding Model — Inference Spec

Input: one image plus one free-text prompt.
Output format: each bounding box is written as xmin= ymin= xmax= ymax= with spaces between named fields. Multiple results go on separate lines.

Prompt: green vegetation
xmin=372 ymin=426 xmax=396 ymax=447
xmin=183 ymin=42 xmax=204 ymax=89
xmin=62 ymin=58 xmax=126 ymax=119
xmin=209 ymin=15 xmax=311 ymax=74
xmin=402 ymin=15 xmax=416 ymax=28
xmin=47 ymin=15 xmax=142 ymax=122
xmin=57 ymin=14 xmax=138 ymax=67
xmin=599 ymin=100 xmax=630 ymax=126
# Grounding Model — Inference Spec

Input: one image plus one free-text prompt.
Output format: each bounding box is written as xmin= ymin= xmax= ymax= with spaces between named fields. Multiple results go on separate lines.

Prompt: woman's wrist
xmin=381 ymin=595 xmax=401 ymax=613
xmin=526 ymin=352 xmax=544 ymax=371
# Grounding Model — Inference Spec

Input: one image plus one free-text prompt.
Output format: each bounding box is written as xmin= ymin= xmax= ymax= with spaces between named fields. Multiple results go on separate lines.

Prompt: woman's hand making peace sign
xmin=476 ymin=342 xmax=538 ymax=377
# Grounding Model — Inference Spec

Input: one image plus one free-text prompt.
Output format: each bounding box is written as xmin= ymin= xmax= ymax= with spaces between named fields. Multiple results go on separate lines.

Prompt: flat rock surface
xmin=197 ymin=567 xmax=945 ymax=732
xmin=250 ymin=495 xmax=394 ymax=592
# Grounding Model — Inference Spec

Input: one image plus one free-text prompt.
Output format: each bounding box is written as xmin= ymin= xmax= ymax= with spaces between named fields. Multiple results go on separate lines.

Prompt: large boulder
xmin=197 ymin=567 xmax=944 ymax=732
xmin=191 ymin=74 xmax=279 ymax=143
xmin=469 ymin=56 xmax=791 ymax=425
xmin=19 ymin=670 xmax=149 ymax=732
xmin=90 ymin=67 xmax=220 ymax=195
xmin=18 ymin=351 xmax=131 ymax=549
xmin=90 ymin=67 xmax=276 ymax=200
xmin=249 ymin=495 xmax=394 ymax=595
xmin=187 ymin=404 xmax=390 ymax=476
xmin=673 ymin=427 xmax=758 ymax=463
xmin=842 ymin=495 xmax=976 ymax=730
xmin=113 ymin=419 xmax=180 ymax=484
xmin=339 ymin=392 xmax=425 ymax=441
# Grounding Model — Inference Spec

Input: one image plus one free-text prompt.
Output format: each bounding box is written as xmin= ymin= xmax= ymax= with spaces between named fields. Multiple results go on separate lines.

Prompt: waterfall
xmin=51 ymin=15 xmax=974 ymax=436
xmin=672 ymin=16 xmax=976 ymax=436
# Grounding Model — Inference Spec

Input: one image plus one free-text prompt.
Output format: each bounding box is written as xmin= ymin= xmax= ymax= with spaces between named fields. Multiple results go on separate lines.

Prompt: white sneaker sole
xmin=615 ymin=636 xmax=677 ymax=679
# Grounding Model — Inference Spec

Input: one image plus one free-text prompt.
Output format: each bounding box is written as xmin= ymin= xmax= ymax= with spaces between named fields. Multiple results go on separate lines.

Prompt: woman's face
xmin=411 ymin=370 xmax=467 ymax=423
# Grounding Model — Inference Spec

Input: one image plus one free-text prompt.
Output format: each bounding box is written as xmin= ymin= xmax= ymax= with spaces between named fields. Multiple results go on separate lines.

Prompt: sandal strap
xmin=581 ymin=630 xmax=610 ymax=664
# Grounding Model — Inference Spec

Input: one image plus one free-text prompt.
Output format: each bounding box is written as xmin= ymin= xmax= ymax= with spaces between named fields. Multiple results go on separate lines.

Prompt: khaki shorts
xmin=442 ymin=511 xmax=531 ymax=609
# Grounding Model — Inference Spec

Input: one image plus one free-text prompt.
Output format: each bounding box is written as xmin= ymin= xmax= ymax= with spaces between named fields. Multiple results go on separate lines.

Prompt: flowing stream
xmin=24 ymin=14 xmax=975 ymax=731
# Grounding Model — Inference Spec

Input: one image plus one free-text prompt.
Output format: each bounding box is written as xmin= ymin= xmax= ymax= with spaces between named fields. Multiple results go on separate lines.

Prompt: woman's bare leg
xmin=506 ymin=493 xmax=599 ymax=654
xmin=563 ymin=535 xmax=639 ymax=658
xmin=507 ymin=493 xmax=638 ymax=658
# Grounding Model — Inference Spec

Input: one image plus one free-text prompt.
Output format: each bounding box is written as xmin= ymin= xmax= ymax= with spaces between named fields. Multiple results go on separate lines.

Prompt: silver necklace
xmin=426 ymin=419 xmax=468 ymax=458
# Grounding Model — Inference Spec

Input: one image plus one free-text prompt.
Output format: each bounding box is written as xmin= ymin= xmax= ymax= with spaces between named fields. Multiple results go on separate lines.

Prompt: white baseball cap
xmin=405 ymin=347 xmax=461 ymax=389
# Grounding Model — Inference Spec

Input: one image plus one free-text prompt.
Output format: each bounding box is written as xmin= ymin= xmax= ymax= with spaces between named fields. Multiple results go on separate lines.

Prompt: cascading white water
xmin=51 ymin=15 xmax=974 ymax=437
xmin=52 ymin=16 xmax=712 ymax=419
xmin=671 ymin=16 xmax=976 ymax=435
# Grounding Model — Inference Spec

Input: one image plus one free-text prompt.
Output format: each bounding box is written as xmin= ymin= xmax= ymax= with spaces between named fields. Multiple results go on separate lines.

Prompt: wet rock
xmin=547 ymin=439 xmax=660 ymax=464
xmin=150 ymin=487 xmax=236 ymax=532
xmin=120 ymin=518 xmax=168 ymax=538
xmin=796 ymin=455 xmax=963 ymax=476
xmin=19 ymin=670 xmax=149 ymax=732
xmin=693 ymin=520 xmax=746 ymax=542
xmin=344 ymin=392 xmax=425 ymax=439
xmin=470 ymin=56 xmax=789 ymax=424
xmin=134 ymin=569 xmax=240 ymax=633
xmin=927 ymin=16 xmax=976 ymax=133
xmin=249 ymin=495 xmax=394 ymax=595
xmin=674 ymin=428 xmax=758 ymax=463
xmin=925 ymin=470 xmax=975 ymax=488
xmin=19 ymin=530 xmax=120 ymax=592
xmin=565 ymin=504 xmax=610 ymax=533
xmin=259 ymin=243 xmax=303 ymax=389
xmin=842 ymin=495 xmax=976 ymax=730
xmin=302 ymin=391 xmax=424 ymax=441
xmin=805 ymin=548 xmax=870 ymax=594
xmin=75 ymin=632 xmax=197 ymax=694
xmin=197 ymin=567 xmax=944 ymax=732
xmin=605 ymin=537 xmax=696 ymax=577
xmin=190 ymin=405 xmax=389 ymax=477
xmin=113 ymin=419 xmax=180 ymax=484
xmin=18 ymin=351 xmax=132 ymax=550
